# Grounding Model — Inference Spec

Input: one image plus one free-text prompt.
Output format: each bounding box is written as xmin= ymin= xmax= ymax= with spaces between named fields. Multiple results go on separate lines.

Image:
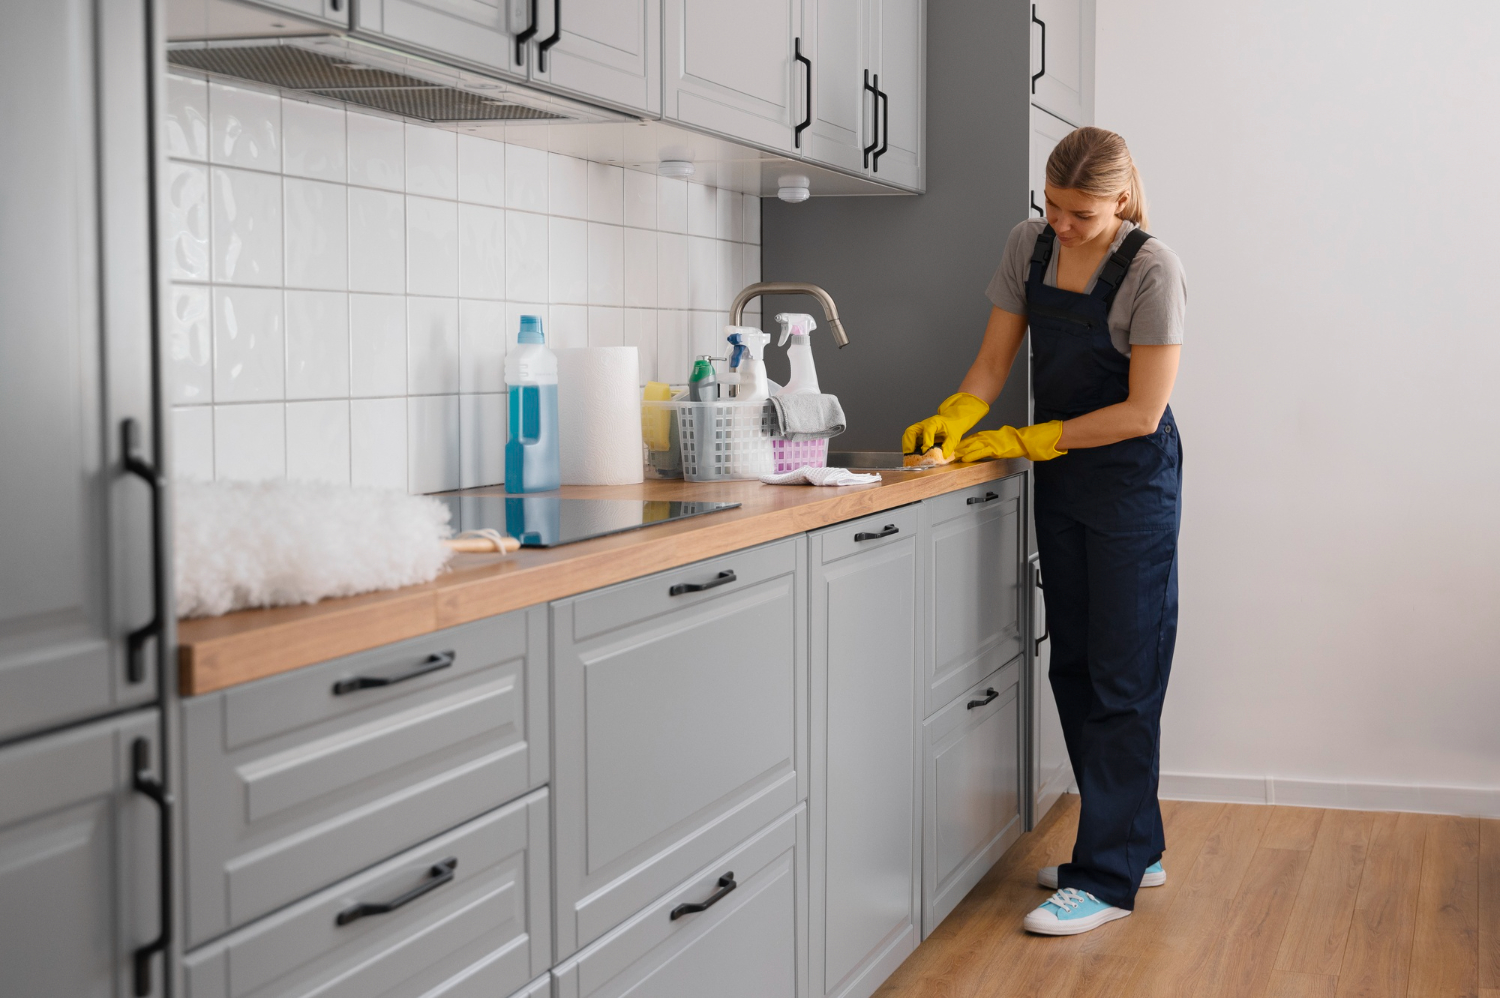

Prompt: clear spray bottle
xmin=774 ymin=313 xmax=821 ymax=395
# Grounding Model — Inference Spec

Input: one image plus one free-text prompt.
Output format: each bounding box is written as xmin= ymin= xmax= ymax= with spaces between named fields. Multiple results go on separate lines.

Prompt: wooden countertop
xmin=176 ymin=459 xmax=1026 ymax=695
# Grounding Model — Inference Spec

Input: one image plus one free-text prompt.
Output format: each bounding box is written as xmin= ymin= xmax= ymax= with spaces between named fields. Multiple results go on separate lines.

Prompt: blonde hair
xmin=1046 ymin=126 xmax=1149 ymax=231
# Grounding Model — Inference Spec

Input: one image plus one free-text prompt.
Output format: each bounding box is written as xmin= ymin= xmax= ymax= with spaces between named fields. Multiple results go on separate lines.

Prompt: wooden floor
xmin=875 ymin=796 xmax=1500 ymax=998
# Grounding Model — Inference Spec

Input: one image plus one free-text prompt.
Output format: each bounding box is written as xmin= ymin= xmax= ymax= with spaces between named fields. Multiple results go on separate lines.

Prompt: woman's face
xmin=1044 ymin=185 xmax=1130 ymax=248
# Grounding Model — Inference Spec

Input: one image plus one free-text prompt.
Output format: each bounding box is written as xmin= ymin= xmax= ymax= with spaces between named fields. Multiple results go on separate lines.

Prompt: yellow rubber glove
xmin=953 ymin=421 xmax=1068 ymax=462
xmin=901 ymin=393 xmax=991 ymax=458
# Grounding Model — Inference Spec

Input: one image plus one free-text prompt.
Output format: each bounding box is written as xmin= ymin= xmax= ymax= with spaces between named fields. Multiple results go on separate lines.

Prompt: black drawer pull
xmin=966 ymin=492 xmax=1000 ymax=505
xmin=333 ymin=650 xmax=456 ymax=695
xmin=854 ymin=524 xmax=899 ymax=541
xmin=337 ymin=857 xmax=458 ymax=926
xmin=670 ymin=873 xmax=736 ymax=921
xmin=967 ymin=688 xmax=1000 ymax=710
xmin=131 ymin=738 xmax=173 ymax=997
xmin=669 ymin=570 xmax=736 ymax=596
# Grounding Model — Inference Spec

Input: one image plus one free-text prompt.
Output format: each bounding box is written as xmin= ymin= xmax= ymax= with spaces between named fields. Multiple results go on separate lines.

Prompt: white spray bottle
xmin=774 ymin=312 xmax=821 ymax=395
xmin=727 ymin=326 xmax=772 ymax=400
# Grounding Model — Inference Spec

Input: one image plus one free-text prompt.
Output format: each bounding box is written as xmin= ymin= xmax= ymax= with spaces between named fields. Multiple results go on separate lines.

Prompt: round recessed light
xmin=657 ymin=160 xmax=695 ymax=178
xmin=777 ymin=174 xmax=811 ymax=202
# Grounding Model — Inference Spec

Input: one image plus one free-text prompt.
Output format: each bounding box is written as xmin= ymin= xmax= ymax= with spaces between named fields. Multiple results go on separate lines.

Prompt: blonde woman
xmin=903 ymin=127 xmax=1186 ymax=936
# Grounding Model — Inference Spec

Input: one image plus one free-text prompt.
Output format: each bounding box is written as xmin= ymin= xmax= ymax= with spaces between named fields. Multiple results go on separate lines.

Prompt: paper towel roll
xmin=556 ymin=347 xmax=644 ymax=485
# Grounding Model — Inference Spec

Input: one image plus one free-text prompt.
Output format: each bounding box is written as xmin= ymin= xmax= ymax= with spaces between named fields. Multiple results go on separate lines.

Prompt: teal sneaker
xmin=1037 ymin=861 xmax=1165 ymax=890
xmin=1023 ymin=888 xmax=1131 ymax=936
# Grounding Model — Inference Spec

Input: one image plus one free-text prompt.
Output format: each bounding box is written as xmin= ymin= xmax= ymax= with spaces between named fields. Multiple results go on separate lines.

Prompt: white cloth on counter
xmin=760 ymin=466 xmax=882 ymax=487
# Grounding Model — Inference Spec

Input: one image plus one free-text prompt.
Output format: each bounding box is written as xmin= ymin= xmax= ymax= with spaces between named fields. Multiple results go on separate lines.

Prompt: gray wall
xmin=760 ymin=0 xmax=1031 ymax=452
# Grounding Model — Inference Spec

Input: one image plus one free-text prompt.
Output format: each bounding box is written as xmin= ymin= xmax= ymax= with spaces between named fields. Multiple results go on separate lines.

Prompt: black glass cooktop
xmin=436 ymin=496 xmax=741 ymax=548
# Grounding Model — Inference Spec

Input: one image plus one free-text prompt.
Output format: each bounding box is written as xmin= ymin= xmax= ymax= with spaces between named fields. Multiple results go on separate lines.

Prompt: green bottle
xmin=689 ymin=356 xmax=719 ymax=402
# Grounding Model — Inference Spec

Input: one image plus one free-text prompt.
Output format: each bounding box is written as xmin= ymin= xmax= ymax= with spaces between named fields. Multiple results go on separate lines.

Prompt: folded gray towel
xmin=769 ymin=393 xmax=846 ymax=441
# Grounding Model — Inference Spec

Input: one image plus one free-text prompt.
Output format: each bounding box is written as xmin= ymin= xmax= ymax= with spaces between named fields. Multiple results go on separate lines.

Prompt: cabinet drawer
xmin=920 ymin=476 xmax=1023 ymax=715
xmin=553 ymin=805 xmax=806 ymax=998
xmin=183 ymin=791 xmax=550 ymax=998
xmin=551 ymin=537 xmax=807 ymax=958
xmin=180 ymin=607 xmax=548 ymax=946
xmin=922 ymin=660 xmax=1022 ymax=934
xmin=814 ymin=504 xmax=919 ymax=564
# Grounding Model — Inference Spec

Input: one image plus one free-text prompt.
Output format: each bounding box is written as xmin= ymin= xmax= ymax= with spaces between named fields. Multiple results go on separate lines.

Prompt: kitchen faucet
xmin=729 ymin=282 xmax=849 ymax=347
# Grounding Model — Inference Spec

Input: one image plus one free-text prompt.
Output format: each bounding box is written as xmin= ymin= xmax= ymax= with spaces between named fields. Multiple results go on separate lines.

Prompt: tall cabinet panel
xmin=1029 ymin=0 xmax=1093 ymax=126
xmin=867 ymin=0 xmax=924 ymax=190
xmin=527 ymin=0 xmax=661 ymax=116
xmin=797 ymin=0 xmax=867 ymax=173
xmin=1029 ymin=103 xmax=1074 ymax=219
xmin=355 ymin=0 xmax=530 ymax=78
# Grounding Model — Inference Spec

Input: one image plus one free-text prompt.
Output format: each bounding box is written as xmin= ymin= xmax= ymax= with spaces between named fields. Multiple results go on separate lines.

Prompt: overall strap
xmin=1027 ymin=225 xmax=1057 ymax=287
xmin=1090 ymin=227 xmax=1153 ymax=304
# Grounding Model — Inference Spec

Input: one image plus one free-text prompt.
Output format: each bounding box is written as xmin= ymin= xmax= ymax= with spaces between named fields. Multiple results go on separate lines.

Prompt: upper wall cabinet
xmin=1029 ymin=0 xmax=1093 ymax=126
xmin=664 ymin=0 xmax=802 ymax=152
xmin=1029 ymin=104 xmax=1074 ymax=218
xmin=526 ymin=0 xmax=661 ymax=117
xmin=243 ymin=0 xmax=351 ymax=27
xmin=867 ymin=0 xmax=923 ymax=190
xmin=355 ymin=0 xmax=530 ymax=78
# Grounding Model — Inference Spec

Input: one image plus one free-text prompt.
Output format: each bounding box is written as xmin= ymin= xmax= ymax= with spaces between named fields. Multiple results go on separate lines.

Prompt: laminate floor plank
xmin=1334 ymin=812 xmax=1428 ymax=998
xmin=1262 ymin=807 xmax=1327 ymax=852
xmin=1266 ymin=971 xmax=1340 ymax=998
xmin=1102 ymin=799 xmax=1227 ymax=956
xmin=1406 ymin=815 xmax=1479 ymax=998
xmin=1189 ymin=846 xmax=1310 ymax=998
xmin=1275 ymin=809 xmax=1378 ymax=976
xmin=1481 ymin=819 xmax=1500 ymax=991
xmin=1183 ymin=802 xmax=1275 ymax=900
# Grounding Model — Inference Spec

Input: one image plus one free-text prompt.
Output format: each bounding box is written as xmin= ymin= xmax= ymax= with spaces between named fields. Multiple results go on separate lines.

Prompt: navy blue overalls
xmin=1027 ymin=224 xmax=1181 ymax=911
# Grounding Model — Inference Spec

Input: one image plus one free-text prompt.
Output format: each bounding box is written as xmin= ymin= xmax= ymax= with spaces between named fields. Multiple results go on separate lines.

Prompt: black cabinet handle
xmin=1034 ymin=568 xmax=1050 ymax=654
xmin=329 ymin=0 xmax=341 ymax=11
xmin=516 ymin=0 xmax=538 ymax=65
xmin=538 ymin=0 xmax=561 ymax=71
xmin=670 ymin=873 xmax=737 ymax=920
xmin=121 ymin=419 xmax=164 ymax=685
xmin=131 ymin=737 xmax=173 ymax=997
xmin=669 ymin=570 xmax=736 ymax=596
xmin=333 ymin=651 xmax=456 ymax=695
xmin=862 ymin=70 xmax=879 ymax=167
xmin=966 ymin=491 xmax=1000 ymax=505
xmin=337 ymin=858 xmax=458 ymax=926
xmin=872 ymin=84 xmax=889 ymax=171
xmin=967 ymin=688 xmax=1000 ymax=710
xmin=1031 ymin=5 xmax=1046 ymax=94
xmin=1031 ymin=190 xmax=1044 ymax=217
xmin=794 ymin=37 xmax=811 ymax=149
xmin=854 ymin=524 xmax=899 ymax=541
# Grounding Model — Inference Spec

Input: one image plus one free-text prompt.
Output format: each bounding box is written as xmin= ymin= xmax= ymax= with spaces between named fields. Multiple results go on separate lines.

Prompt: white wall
xmin=1096 ymin=0 xmax=1500 ymax=808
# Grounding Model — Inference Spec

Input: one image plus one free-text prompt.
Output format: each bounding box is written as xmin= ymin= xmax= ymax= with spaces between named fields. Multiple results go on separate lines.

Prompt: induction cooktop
xmin=436 ymin=495 xmax=742 ymax=548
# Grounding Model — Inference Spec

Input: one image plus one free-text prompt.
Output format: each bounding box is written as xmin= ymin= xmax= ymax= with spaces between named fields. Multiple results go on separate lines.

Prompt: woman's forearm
xmin=956 ymin=307 xmax=1029 ymax=405
xmin=1056 ymin=401 xmax=1163 ymax=449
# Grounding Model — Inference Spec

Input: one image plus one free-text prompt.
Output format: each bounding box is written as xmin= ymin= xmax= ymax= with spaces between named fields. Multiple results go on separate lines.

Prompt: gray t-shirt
xmin=985 ymin=218 xmax=1186 ymax=357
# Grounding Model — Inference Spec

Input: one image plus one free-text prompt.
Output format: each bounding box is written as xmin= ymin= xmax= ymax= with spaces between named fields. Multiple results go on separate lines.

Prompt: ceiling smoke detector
xmin=657 ymin=160 xmax=695 ymax=178
xmin=777 ymin=175 xmax=811 ymax=203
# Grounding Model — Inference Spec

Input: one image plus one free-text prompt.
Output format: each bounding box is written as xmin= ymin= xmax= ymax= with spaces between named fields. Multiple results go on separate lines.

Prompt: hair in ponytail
xmin=1046 ymin=126 xmax=1149 ymax=231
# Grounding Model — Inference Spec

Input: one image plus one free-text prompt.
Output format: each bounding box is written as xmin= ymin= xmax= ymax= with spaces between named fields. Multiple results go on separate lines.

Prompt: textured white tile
xmin=459 ymin=299 xmax=506 ymax=394
xmin=286 ymin=400 xmax=350 ymax=484
xmin=687 ymin=235 xmax=717 ymax=311
xmin=349 ymin=293 xmax=407 ymax=397
xmin=718 ymin=240 xmax=739 ymax=310
xmin=282 ymin=99 xmax=345 ymax=182
xmin=350 ymin=397 xmax=407 ymax=490
xmin=504 ymin=303 xmax=549 ymax=359
xmin=505 ymin=211 xmax=548 ymax=303
xmin=459 ymin=393 xmax=506 ymax=488
xmin=548 ymin=304 xmax=588 ymax=350
xmin=284 ymin=178 xmax=347 ymax=290
xmin=285 ymin=290 xmax=349 ymax=400
xmin=548 ymin=153 xmax=588 ymax=218
xmin=406 ymin=123 xmax=457 ymax=198
xmin=407 ymin=394 xmax=460 ymax=493
xmin=623 ymin=228 xmax=656 ymax=308
xmin=213 ymin=286 xmax=284 ymax=402
xmin=213 ymin=402 xmax=285 ymax=481
xmin=209 ymin=83 xmax=279 ymax=169
xmin=717 ymin=188 xmax=743 ymax=242
xmin=743 ymin=195 xmax=761 ymax=244
xmin=690 ymin=310 xmax=722 ymax=360
xmin=211 ymin=167 xmax=282 ymax=285
xmin=458 ymin=204 xmax=505 ymax=299
xmin=686 ymin=182 xmax=717 ymax=237
xmin=171 ymin=406 xmax=214 ymax=481
xmin=623 ymin=309 xmax=657 ymax=383
xmin=656 ymin=309 xmax=689 ymax=386
xmin=457 ymin=133 xmax=506 ymax=207
xmin=346 ymin=111 xmax=404 ymax=190
xmin=657 ymin=177 xmax=687 ymax=233
xmin=549 ymin=217 xmax=588 ymax=305
xmin=347 ymin=187 xmax=405 ymax=293
xmin=623 ymin=169 xmax=656 ymax=229
xmin=656 ymin=232 xmax=688 ymax=310
xmin=407 ymin=297 xmax=460 ymax=395
xmin=406 ymin=196 xmax=458 ymax=297
xmin=164 ymin=161 xmax=210 ymax=281
xmin=166 ymin=284 xmax=213 ymax=403
xmin=505 ymin=143 xmax=548 ymax=212
xmin=588 ymin=306 xmax=625 ymax=347
xmin=587 ymin=223 xmax=624 ymax=307
xmin=165 ymin=75 xmax=208 ymax=161
xmin=587 ymin=162 xmax=623 ymax=224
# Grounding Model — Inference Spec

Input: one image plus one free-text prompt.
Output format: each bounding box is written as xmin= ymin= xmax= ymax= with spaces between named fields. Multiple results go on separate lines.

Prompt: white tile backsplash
xmin=171 ymin=75 xmax=760 ymax=493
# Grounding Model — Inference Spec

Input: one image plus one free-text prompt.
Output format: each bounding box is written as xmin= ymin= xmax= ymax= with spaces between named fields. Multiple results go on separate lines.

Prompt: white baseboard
xmin=1159 ymin=772 xmax=1500 ymax=819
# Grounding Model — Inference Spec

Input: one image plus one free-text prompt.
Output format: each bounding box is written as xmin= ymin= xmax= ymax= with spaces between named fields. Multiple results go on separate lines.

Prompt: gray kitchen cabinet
xmin=1 ymin=0 xmax=161 ymax=744
xmin=1029 ymin=0 xmax=1094 ymax=126
xmin=919 ymin=477 xmax=1024 ymax=716
xmin=1029 ymin=103 xmax=1074 ymax=218
xmin=807 ymin=506 xmax=921 ymax=998
xmin=797 ymin=0 xmax=867 ymax=172
xmin=0 ymin=710 xmax=164 ymax=998
xmin=921 ymin=660 xmax=1022 ymax=934
xmin=179 ymin=607 xmax=548 ymax=946
xmin=552 ymin=805 xmax=808 ymax=998
xmin=355 ymin=0 xmax=530 ymax=77
xmin=240 ymin=0 xmax=351 ymax=28
xmin=664 ymin=0 xmax=802 ymax=152
xmin=865 ymin=0 xmax=924 ymax=190
xmin=550 ymin=537 xmax=807 ymax=959
xmin=181 ymin=789 xmax=551 ymax=998
xmin=526 ymin=0 xmax=661 ymax=117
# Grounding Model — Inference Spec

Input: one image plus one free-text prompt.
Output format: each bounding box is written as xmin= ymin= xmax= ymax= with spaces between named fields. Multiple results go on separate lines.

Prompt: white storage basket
xmin=676 ymin=400 xmax=777 ymax=481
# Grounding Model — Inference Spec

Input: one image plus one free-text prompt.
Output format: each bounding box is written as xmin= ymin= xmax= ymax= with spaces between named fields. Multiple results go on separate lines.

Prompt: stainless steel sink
xmin=827 ymin=451 xmax=927 ymax=470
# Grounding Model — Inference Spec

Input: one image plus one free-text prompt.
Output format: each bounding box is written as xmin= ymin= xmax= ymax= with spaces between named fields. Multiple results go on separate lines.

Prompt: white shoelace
xmin=1044 ymin=887 xmax=1100 ymax=912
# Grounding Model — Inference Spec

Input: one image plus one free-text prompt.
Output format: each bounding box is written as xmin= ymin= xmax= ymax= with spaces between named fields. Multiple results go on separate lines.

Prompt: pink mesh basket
xmin=771 ymin=437 xmax=828 ymax=474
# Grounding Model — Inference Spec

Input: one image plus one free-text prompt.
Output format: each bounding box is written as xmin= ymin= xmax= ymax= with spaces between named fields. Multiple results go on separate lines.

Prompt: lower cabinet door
xmin=552 ymin=805 xmax=807 ymax=998
xmin=922 ymin=659 xmax=1023 ymax=934
xmin=181 ymin=789 xmax=550 ymax=998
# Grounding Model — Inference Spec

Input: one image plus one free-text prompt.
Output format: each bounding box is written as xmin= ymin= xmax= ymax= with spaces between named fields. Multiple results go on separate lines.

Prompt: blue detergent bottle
xmin=505 ymin=315 xmax=561 ymax=493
